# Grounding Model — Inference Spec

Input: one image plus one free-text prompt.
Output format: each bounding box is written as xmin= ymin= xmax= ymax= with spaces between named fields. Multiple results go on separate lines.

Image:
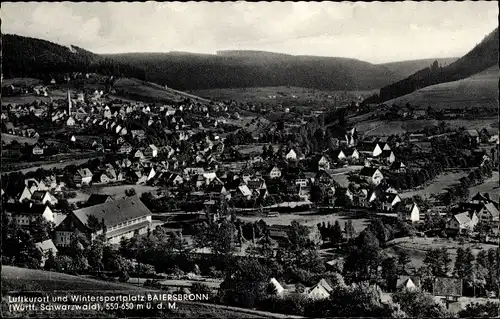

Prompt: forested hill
xmin=104 ymin=51 xmax=402 ymax=91
xmin=379 ymin=57 xmax=458 ymax=80
xmin=378 ymin=28 xmax=499 ymax=102
xmin=2 ymin=34 xmax=147 ymax=80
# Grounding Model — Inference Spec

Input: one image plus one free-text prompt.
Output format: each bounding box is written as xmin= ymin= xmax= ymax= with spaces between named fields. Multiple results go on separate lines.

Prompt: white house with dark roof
xmin=31 ymin=190 xmax=58 ymax=206
xmin=359 ymin=167 xmax=384 ymax=185
xmin=54 ymin=195 xmax=152 ymax=246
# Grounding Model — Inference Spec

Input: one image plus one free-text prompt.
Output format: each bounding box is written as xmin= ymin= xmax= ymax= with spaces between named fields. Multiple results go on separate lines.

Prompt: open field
xmin=2 ymin=77 xmax=42 ymax=87
xmin=357 ymin=118 xmax=499 ymax=136
xmin=190 ymin=86 xmax=376 ymax=104
xmin=469 ymin=172 xmax=500 ymax=202
xmin=112 ymin=78 xmax=210 ymax=104
xmin=1 ymin=265 xmax=148 ymax=292
xmin=384 ymin=237 xmax=498 ymax=270
xmin=238 ymin=210 xmax=370 ymax=233
xmin=329 ymin=166 xmax=364 ymax=187
xmin=3 ymin=155 xmax=103 ymax=174
xmin=384 ymin=66 xmax=499 ymax=110
xmin=234 ymin=143 xmax=281 ymax=155
xmin=70 ymin=184 xmax=160 ymax=204
xmin=399 ymin=171 xmax=469 ymax=200
xmin=1 ymin=133 xmax=39 ymax=145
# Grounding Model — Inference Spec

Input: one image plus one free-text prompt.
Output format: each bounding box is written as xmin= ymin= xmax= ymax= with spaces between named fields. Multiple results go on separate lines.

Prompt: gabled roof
xmin=4 ymin=203 xmax=49 ymax=215
xmin=85 ymin=194 xmax=114 ymax=207
xmin=381 ymin=150 xmax=394 ymax=158
xmin=77 ymin=168 xmax=93 ymax=178
xmin=73 ymin=195 xmax=152 ymax=228
xmin=31 ymin=190 xmax=53 ymax=202
xmin=453 ymin=212 xmax=472 ymax=225
xmin=238 ymin=185 xmax=252 ymax=197
xmin=359 ymin=167 xmax=379 ymax=177
xmin=35 ymin=239 xmax=58 ymax=253
xmin=484 ymin=203 xmax=499 ymax=220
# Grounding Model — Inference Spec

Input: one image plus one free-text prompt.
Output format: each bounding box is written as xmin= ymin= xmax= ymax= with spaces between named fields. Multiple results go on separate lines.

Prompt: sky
xmin=1 ymin=1 xmax=498 ymax=64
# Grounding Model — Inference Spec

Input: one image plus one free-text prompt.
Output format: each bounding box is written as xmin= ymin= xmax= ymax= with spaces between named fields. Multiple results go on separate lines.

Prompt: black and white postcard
xmin=1 ymin=2 xmax=499 ymax=318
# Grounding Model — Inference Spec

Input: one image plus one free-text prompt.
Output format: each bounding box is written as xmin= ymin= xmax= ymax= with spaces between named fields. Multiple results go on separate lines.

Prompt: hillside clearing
xmin=399 ymin=172 xmax=469 ymax=200
xmin=468 ymin=172 xmax=499 ymax=202
xmin=384 ymin=66 xmax=499 ymax=110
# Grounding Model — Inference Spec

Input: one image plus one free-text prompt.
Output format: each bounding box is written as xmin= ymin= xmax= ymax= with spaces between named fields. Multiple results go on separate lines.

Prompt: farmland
xmin=384 ymin=66 xmax=499 ymax=110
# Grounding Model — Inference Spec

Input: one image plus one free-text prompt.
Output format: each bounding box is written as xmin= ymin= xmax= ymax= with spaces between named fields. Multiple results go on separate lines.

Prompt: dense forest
xmin=378 ymin=28 xmax=499 ymax=102
xmin=2 ymin=34 xmax=405 ymax=91
xmin=2 ymin=34 xmax=147 ymax=80
xmin=103 ymin=51 xmax=402 ymax=91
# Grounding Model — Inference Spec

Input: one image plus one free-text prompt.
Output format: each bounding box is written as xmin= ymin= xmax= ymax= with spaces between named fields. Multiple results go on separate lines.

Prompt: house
xmin=380 ymin=150 xmax=396 ymax=164
xmin=285 ymin=149 xmax=298 ymax=161
xmin=446 ymin=211 xmax=479 ymax=234
xmin=395 ymin=201 xmax=420 ymax=222
xmin=145 ymin=145 xmax=158 ymax=158
xmin=35 ymin=239 xmax=58 ymax=267
xmin=84 ymin=194 xmax=114 ymax=207
xmin=92 ymin=172 xmax=111 ymax=185
xmin=66 ymin=117 xmax=76 ymax=126
xmin=269 ymin=278 xmax=285 ymax=296
xmin=357 ymin=142 xmax=383 ymax=158
xmin=32 ymin=144 xmax=44 ymax=155
xmin=331 ymin=150 xmax=347 ymax=162
xmin=268 ymin=166 xmax=282 ymax=179
xmin=344 ymin=148 xmax=360 ymax=160
xmin=4 ymin=202 xmax=55 ymax=225
xmin=315 ymin=170 xmax=333 ymax=185
xmin=131 ymin=130 xmax=146 ymax=140
xmin=315 ymin=155 xmax=331 ymax=171
xmin=75 ymin=168 xmax=93 ymax=186
xmin=134 ymin=150 xmax=145 ymax=160
xmin=477 ymin=203 xmax=500 ymax=223
xmin=54 ymin=195 xmax=153 ymax=246
xmin=388 ymin=276 xmax=420 ymax=292
xmin=306 ymin=279 xmax=334 ymax=300
xmin=30 ymin=190 xmax=58 ymax=206
xmin=359 ymin=167 xmax=384 ymax=185
xmin=390 ymin=161 xmax=407 ymax=173
xmin=15 ymin=186 xmax=33 ymax=202
xmin=2 ymin=121 xmax=15 ymax=134
xmin=408 ymin=133 xmax=426 ymax=143
xmin=118 ymin=143 xmax=133 ymax=154
xmin=381 ymin=193 xmax=402 ymax=211
xmin=237 ymin=185 xmax=253 ymax=200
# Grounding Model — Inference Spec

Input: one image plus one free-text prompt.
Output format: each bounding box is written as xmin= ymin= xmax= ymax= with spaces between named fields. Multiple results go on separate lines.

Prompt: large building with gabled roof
xmin=54 ymin=195 xmax=152 ymax=246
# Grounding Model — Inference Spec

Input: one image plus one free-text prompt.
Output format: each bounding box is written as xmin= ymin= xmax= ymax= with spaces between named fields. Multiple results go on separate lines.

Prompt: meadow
xmin=398 ymin=171 xmax=469 ymax=201
xmin=384 ymin=66 xmax=499 ymax=110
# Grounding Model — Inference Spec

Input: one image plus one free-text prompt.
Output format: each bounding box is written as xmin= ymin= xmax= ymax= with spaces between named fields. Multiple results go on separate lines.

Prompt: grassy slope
xmin=384 ymin=66 xmax=499 ymax=109
xmin=1 ymin=266 xmax=301 ymax=318
xmin=379 ymin=58 xmax=458 ymax=80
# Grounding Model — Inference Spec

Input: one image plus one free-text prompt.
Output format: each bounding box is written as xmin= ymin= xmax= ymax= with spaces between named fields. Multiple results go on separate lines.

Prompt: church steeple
xmin=67 ymin=90 xmax=72 ymax=115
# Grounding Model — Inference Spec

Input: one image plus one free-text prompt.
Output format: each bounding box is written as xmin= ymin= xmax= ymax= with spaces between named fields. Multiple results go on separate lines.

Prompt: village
xmin=1 ymin=72 xmax=499 ymax=317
